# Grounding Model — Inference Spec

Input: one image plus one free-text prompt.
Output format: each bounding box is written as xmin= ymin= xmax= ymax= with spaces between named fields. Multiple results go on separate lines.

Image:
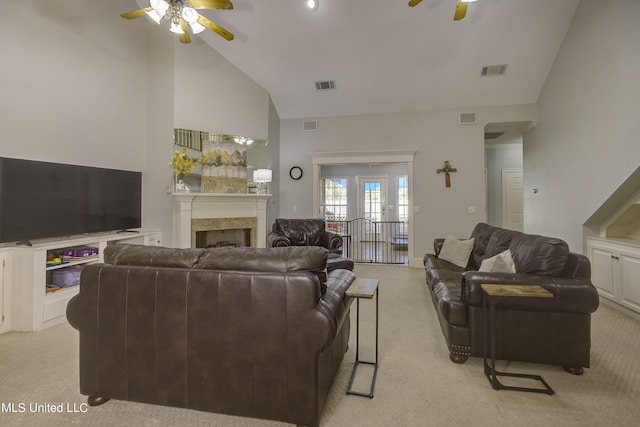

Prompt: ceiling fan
xmin=409 ymin=0 xmax=477 ymax=21
xmin=120 ymin=0 xmax=235 ymax=44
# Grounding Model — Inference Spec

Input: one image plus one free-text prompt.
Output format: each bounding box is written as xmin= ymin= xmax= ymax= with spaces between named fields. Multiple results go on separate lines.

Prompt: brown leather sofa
xmin=67 ymin=244 xmax=355 ymax=427
xmin=424 ymin=223 xmax=599 ymax=374
xmin=267 ymin=218 xmax=354 ymax=271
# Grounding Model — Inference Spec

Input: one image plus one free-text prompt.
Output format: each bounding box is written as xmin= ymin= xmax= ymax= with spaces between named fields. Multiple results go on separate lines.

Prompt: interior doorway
xmin=312 ymin=151 xmax=416 ymax=265
xmin=485 ymin=121 xmax=532 ymax=231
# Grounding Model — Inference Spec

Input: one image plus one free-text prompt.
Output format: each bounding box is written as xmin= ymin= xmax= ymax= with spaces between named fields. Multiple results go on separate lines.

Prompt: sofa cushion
xmin=468 ymin=223 xmax=502 ymax=270
xmin=439 ymin=235 xmax=475 ymax=268
xmin=484 ymin=228 xmax=522 ymax=259
xmin=424 ymin=254 xmax=466 ymax=288
xmin=509 ymin=234 xmax=570 ymax=276
xmin=478 ymin=249 xmax=516 ymax=273
xmin=197 ymin=246 xmax=330 ymax=293
xmin=104 ymin=244 xmax=205 ymax=268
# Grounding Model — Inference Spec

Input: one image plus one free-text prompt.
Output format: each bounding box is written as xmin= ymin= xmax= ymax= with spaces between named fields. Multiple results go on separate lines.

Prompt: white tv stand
xmin=1 ymin=230 xmax=162 ymax=333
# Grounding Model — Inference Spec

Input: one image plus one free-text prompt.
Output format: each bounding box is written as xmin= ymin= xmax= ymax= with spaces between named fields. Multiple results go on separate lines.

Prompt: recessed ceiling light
xmin=306 ymin=0 xmax=319 ymax=11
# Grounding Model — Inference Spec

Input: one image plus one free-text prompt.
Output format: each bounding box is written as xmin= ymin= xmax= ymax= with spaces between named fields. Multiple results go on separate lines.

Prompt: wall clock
xmin=289 ymin=166 xmax=303 ymax=180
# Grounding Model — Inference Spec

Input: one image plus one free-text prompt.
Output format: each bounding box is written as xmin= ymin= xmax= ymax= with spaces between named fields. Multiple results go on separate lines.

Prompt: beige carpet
xmin=1 ymin=264 xmax=639 ymax=427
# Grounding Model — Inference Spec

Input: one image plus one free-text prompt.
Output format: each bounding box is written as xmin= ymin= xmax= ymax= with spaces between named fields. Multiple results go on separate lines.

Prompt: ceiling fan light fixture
xmin=306 ymin=0 xmax=319 ymax=11
xmin=169 ymin=21 xmax=185 ymax=34
xmin=145 ymin=10 xmax=163 ymax=24
xmin=190 ymin=21 xmax=206 ymax=34
xmin=150 ymin=0 xmax=170 ymax=17
xmin=181 ymin=7 xmax=199 ymax=24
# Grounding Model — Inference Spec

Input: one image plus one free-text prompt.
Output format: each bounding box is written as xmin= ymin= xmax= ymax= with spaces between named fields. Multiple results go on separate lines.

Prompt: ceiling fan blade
xmin=190 ymin=0 xmax=234 ymax=10
xmin=120 ymin=7 xmax=153 ymax=20
xmin=197 ymin=15 xmax=234 ymax=41
xmin=453 ymin=0 xmax=468 ymax=21
xmin=179 ymin=20 xmax=192 ymax=44
xmin=408 ymin=0 xmax=423 ymax=6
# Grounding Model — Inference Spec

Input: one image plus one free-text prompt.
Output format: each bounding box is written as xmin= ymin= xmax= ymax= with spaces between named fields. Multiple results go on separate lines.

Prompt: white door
xmin=502 ymin=168 xmax=524 ymax=231
xmin=591 ymin=247 xmax=616 ymax=300
xmin=357 ymin=176 xmax=387 ymax=240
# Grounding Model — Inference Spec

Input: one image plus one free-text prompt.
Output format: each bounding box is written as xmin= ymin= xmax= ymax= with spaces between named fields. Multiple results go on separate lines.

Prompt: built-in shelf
xmin=4 ymin=230 xmax=162 ymax=333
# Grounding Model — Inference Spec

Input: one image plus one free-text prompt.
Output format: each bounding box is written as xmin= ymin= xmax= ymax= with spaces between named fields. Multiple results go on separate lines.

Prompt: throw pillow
xmin=478 ymin=249 xmax=516 ymax=273
xmin=438 ymin=235 xmax=475 ymax=268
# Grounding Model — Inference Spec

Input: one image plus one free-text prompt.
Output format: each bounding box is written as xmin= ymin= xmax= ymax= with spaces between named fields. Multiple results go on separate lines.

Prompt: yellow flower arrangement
xmin=168 ymin=147 xmax=201 ymax=179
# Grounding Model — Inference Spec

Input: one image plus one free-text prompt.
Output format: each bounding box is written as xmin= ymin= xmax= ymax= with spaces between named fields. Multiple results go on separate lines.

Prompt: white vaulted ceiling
xmin=144 ymin=0 xmax=582 ymax=119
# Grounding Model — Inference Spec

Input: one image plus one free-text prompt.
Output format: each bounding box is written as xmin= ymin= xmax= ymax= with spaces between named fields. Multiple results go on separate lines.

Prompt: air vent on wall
xmin=481 ymin=64 xmax=507 ymax=77
xmin=459 ymin=112 xmax=477 ymax=125
xmin=315 ymin=80 xmax=336 ymax=91
xmin=303 ymin=120 xmax=318 ymax=132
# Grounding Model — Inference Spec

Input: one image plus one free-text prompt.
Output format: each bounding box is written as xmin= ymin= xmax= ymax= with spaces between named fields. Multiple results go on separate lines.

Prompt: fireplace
xmin=192 ymin=217 xmax=257 ymax=248
xmin=172 ymin=194 xmax=270 ymax=249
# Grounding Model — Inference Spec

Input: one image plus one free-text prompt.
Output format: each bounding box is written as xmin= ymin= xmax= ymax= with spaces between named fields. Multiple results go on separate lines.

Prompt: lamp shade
xmin=254 ymin=169 xmax=272 ymax=183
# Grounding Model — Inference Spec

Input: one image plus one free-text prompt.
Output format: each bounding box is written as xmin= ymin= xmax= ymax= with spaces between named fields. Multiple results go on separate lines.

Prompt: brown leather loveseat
xmin=67 ymin=244 xmax=355 ymax=427
xmin=424 ymin=223 xmax=599 ymax=374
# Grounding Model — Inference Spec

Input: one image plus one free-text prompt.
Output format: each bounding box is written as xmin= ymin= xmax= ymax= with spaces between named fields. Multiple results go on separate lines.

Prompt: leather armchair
xmin=267 ymin=218 xmax=344 ymax=253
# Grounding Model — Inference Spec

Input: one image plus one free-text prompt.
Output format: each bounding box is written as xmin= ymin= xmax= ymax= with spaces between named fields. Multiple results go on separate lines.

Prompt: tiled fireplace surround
xmin=172 ymin=194 xmax=270 ymax=249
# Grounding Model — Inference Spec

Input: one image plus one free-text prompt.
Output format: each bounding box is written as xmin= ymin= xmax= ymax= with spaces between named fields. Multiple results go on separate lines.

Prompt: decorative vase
xmin=175 ymin=176 xmax=190 ymax=193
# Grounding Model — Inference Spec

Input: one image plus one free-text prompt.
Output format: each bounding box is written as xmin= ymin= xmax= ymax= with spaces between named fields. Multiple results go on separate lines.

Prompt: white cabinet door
xmin=620 ymin=252 xmax=640 ymax=312
xmin=591 ymin=246 xmax=616 ymax=300
xmin=588 ymin=238 xmax=640 ymax=316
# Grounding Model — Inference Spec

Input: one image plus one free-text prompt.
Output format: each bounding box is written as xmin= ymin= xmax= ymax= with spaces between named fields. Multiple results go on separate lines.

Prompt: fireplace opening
xmin=195 ymin=228 xmax=251 ymax=248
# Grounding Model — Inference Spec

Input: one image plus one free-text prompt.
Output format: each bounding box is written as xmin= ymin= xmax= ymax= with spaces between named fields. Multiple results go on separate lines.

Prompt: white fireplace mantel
xmin=172 ymin=193 xmax=271 ymax=248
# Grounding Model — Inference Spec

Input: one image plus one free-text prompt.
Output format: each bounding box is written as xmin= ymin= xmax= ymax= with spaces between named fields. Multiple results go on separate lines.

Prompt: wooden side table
xmin=481 ymin=284 xmax=555 ymax=395
xmin=346 ymin=277 xmax=379 ymax=398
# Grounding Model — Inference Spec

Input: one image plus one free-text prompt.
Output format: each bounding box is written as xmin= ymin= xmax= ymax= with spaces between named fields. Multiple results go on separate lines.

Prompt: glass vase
xmin=174 ymin=176 xmax=190 ymax=193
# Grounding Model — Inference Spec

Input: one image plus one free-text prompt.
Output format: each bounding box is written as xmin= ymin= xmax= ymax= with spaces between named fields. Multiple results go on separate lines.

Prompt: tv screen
xmin=0 ymin=157 xmax=142 ymax=244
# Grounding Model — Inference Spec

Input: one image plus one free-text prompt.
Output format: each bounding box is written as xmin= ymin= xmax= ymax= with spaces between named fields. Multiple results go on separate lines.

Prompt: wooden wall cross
xmin=437 ymin=160 xmax=457 ymax=188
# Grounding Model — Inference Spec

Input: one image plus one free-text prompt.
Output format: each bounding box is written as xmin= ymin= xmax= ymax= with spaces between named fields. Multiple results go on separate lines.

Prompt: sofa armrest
xmin=434 ymin=238 xmax=445 ymax=256
xmin=462 ymin=271 xmax=600 ymax=314
xmin=267 ymin=231 xmax=291 ymax=247
xmin=319 ymin=230 xmax=343 ymax=252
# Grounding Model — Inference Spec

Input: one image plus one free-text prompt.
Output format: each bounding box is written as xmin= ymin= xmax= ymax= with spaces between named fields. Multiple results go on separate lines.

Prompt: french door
xmin=357 ymin=176 xmax=387 ymax=240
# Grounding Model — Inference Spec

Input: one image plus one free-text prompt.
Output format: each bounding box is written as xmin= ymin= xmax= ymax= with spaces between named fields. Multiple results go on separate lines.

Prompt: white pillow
xmin=439 ymin=235 xmax=475 ymax=268
xmin=478 ymin=249 xmax=516 ymax=273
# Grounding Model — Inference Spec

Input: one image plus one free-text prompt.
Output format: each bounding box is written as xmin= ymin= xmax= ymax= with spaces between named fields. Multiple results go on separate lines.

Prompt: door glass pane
xmin=364 ymin=181 xmax=382 ymax=221
xmin=322 ymin=178 xmax=348 ymax=234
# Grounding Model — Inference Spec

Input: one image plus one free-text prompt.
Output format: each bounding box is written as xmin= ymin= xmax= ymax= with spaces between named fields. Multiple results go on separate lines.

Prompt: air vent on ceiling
xmin=315 ymin=80 xmax=336 ymax=91
xmin=484 ymin=132 xmax=505 ymax=140
xmin=459 ymin=112 xmax=477 ymax=125
xmin=303 ymin=120 xmax=318 ymax=132
xmin=481 ymin=64 xmax=508 ymax=77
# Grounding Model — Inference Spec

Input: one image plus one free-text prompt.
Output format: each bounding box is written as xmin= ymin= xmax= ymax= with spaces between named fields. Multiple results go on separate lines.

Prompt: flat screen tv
xmin=0 ymin=157 xmax=142 ymax=244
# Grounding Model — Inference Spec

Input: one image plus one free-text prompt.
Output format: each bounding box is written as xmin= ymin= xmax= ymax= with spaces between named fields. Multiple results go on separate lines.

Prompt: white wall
xmin=173 ymin=39 xmax=270 ymax=140
xmin=1 ymin=0 xmax=149 ymax=171
xmin=1 ymin=0 xmax=276 ymax=246
xmin=524 ymin=0 xmax=640 ymax=253
xmin=280 ymin=104 xmax=537 ymax=261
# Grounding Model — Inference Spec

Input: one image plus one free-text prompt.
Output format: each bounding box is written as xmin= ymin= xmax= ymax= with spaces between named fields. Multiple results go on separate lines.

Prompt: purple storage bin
xmin=52 ymin=266 xmax=84 ymax=287
xmin=62 ymin=246 xmax=98 ymax=258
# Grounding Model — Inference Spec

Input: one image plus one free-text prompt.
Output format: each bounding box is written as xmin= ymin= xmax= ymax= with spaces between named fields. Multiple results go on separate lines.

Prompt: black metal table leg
xmin=482 ymin=288 xmax=554 ymax=395
xmin=347 ymin=285 xmax=378 ymax=398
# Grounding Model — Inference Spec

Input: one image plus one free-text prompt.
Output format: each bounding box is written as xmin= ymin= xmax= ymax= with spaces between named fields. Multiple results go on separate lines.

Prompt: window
xmin=322 ymin=178 xmax=348 ymax=233
xmin=398 ymin=176 xmax=408 ymax=222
